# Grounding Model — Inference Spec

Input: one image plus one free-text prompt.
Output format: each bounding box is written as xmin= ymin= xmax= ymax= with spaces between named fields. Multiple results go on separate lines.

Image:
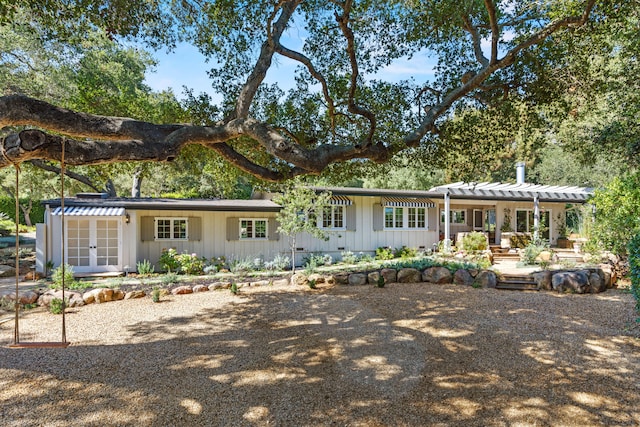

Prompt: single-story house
xmin=36 ymin=167 xmax=593 ymax=274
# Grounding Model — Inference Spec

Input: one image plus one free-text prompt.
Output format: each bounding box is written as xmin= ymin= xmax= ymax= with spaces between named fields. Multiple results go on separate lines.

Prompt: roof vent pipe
xmin=516 ymin=162 xmax=526 ymax=184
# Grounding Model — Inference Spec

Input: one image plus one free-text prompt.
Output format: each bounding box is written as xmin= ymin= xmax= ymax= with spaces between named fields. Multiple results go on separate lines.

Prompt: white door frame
xmin=65 ymin=217 xmax=122 ymax=273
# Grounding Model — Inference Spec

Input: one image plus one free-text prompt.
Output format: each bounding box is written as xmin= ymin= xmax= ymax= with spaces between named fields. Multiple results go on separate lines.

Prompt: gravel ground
xmin=1 ymin=281 xmax=639 ymax=427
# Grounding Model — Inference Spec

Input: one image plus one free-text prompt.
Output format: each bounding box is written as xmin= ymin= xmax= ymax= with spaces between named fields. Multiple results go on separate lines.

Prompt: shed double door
xmin=65 ymin=218 xmax=121 ymax=273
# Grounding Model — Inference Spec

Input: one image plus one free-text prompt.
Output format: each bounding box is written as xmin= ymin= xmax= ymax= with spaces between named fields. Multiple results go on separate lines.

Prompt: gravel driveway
xmin=1 ymin=282 xmax=639 ymax=426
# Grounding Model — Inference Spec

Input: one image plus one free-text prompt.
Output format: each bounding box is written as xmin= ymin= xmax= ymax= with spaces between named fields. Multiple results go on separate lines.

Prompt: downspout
xmin=444 ymin=191 xmax=451 ymax=252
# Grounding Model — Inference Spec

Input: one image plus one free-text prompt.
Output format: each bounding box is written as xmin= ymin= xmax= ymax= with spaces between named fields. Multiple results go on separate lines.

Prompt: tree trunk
xmin=105 ymin=179 xmax=117 ymax=197
xmin=131 ymin=166 xmax=143 ymax=198
xmin=19 ymin=201 xmax=33 ymax=227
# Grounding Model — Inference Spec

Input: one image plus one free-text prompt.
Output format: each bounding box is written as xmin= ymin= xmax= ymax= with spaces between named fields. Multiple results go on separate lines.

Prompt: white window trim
xmin=155 ymin=217 xmax=188 ymax=241
xmin=239 ymin=218 xmax=269 ymax=240
xmin=515 ymin=209 xmax=552 ymax=234
xmin=384 ymin=206 xmax=429 ymax=231
xmin=440 ymin=209 xmax=466 ymax=224
xmin=320 ymin=205 xmax=346 ymax=230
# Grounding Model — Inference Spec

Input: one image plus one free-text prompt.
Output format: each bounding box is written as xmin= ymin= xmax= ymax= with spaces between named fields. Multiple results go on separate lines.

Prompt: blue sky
xmin=144 ymin=42 xmax=437 ymax=101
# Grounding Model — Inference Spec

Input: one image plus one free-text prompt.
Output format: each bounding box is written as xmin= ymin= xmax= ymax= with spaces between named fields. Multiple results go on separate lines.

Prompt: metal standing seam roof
xmin=51 ymin=206 xmax=126 ymax=216
xmin=429 ymin=182 xmax=594 ymax=202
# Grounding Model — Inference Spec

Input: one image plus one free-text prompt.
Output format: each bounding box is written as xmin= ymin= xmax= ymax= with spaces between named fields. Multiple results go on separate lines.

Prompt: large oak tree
xmin=0 ymin=0 xmax=624 ymax=181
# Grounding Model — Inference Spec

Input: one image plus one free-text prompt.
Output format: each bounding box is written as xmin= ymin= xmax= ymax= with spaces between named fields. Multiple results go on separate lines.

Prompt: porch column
xmin=533 ymin=195 xmax=540 ymax=242
xmin=444 ymin=191 xmax=451 ymax=251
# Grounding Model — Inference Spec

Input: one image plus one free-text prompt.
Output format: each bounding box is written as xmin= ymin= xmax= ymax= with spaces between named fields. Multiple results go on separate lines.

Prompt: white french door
xmin=65 ymin=218 xmax=121 ymax=273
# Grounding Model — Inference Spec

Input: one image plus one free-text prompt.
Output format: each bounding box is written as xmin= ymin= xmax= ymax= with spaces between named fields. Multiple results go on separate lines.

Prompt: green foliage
xmin=627 ymin=234 xmax=640 ymax=314
xmin=308 ymin=279 xmax=317 ymax=289
xmin=230 ymin=282 xmax=238 ymax=295
xmin=161 ymin=272 xmax=179 ymax=285
xmin=510 ymin=234 xmax=532 ymax=249
xmin=340 ymin=251 xmax=358 ymax=265
xmin=274 ymin=186 xmax=332 ymax=272
xmin=151 ymin=287 xmax=161 ymax=303
xmin=49 ymin=298 xmax=66 ymax=315
xmin=136 ymin=259 xmax=155 ymax=275
xmin=0 ymin=196 xmax=45 ymax=225
xmin=520 ymin=242 xmax=549 ymax=266
xmin=462 ymin=232 xmax=488 ymax=251
xmin=176 ymin=252 xmax=205 ymax=275
xmin=376 ymin=275 xmax=386 ymax=288
xmin=393 ymin=246 xmax=417 ymax=259
xmin=264 ymin=254 xmax=291 ymax=271
xmin=375 ymin=247 xmax=395 ymax=260
xmin=50 ymin=264 xmax=75 ymax=290
xmin=158 ymin=249 xmax=180 ymax=273
xmin=229 ymin=257 xmax=256 ymax=274
xmin=589 ymin=171 xmax=640 ymax=256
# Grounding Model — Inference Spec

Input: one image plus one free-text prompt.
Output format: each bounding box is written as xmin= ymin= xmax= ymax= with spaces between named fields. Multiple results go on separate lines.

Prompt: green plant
xmin=161 ymin=272 xmax=179 ymax=285
xmin=462 ymin=232 xmax=488 ymax=251
xmin=510 ymin=233 xmax=531 ymax=249
xmin=44 ymin=260 xmax=54 ymax=276
xmin=520 ymin=241 xmax=548 ymax=265
xmin=230 ymin=257 xmax=255 ymax=274
xmin=359 ymin=253 xmax=375 ymax=263
xmin=375 ymin=247 xmax=395 ymax=260
xmin=376 ymin=275 xmax=385 ymax=288
xmin=501 ymin=208 xmax=512 ymax=232
xmin=340 ymin=250 xmax=358 ymax=264
xmin=230 ymin=282 xmax=238 ymax=294
xmin=137 ymin=259 xmax=155 ymax=275
xmin=50 ymin=264 xmax=76 ymax=290
xmin=394 ymin=246 xmax=417 ymax=259
xmin=49 ymin=297 xmax=67 ymax=315
xmin=151 ymin=287 xmax=161 ymax=303
xmin=308 ymin=279 xmax=317 ymax=289
xmin=159 ymin=248 xmax=180 ymax=272
xmin=627 ymin=233 xmax=640 ymax=316
xmin=176 ymin=252 xmax=205 ymax=275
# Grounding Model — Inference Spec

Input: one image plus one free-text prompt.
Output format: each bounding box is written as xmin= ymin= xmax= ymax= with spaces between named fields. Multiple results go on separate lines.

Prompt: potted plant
xmin=500 ymin=208 xmax=514 ymax=249
xmin=555 ymin=213 xmax=570 ymax=248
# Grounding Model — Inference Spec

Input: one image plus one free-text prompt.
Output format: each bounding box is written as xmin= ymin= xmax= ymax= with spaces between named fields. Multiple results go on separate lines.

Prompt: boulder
xmin=39 ymin=289 xmax=83 ymax=307
xmin=348 ymin=273 xmax=367 ymax=286
xmin=532 ymin=271 xmax=553 ymax=291
xmin=397 ymin=268 xmax=422 ymax=283
xmin=422 ymin=267 xmax=452 ymax=284
xmin=83 ymin=288 xmax=111 ymax=304
xmin=474 ymin=270 xmax=497 ymax=289
xmin=599 ymin=264 xmax=614 ymax=288
xmin=380 ymin=268 xmax=397 ymax=284
xmin=453 ymin=269 xmax=474 ymax=286
xmin=0 ymin=265 xmax=16 ymax=278
xmin=324 ymin=275 xmax=336 ymax=285
xmin=113 ymin=289 xmax=125 ymax=300
xmin=467 ymin=268 xmax=479 ymax=278
xmin=290 ymin=273 xmax=309 ymax=286
xmin=124 ymin=290 xmax=146 ymax=299
xmin=3 ymin=290 xmax=39 ymax=305
xmin=367 ymin=271 xmax=381 ymax=285
xmin=551 ymin=271 xmax=589 ymax=294
xmin=24 ymin=271 xmax=45 ymax=280
xmin=333 ymin=272 xmax=350 ymax=285
xmin=193 ymin=284 xmax=209 ymax=292
xmin=171 ymin=286 xmax=193 ymax=295
xmin=209 ymin=282 xmax=232 ymax=290
xmin=250 ymin=280 xmax=270 ymax=287
xmin=589 ymin=271 xmax=606 ymax=293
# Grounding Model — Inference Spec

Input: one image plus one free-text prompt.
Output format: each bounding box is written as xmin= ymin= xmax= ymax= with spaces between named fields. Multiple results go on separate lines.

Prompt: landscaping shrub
xmin=136 ymin=259 xmax=155 ymax=275
xmin=340 ymin=250 xmax=358 ymax=264
xmin=375 ymin=247 xmax=394 ymax=260
xmin=176 ymin=252 xmax=205 ymax=275
xmin=265 ymin=253 xmax=291 ymax=271
xmin=49 ymin=297 xmax=67 ymax=315
xmin=462 ymin=232 xmax=488 ymax=251
xmin=230 ymin=257 xmax=255 ymax=274
xmin=520 ymin=241 xmax=548 ymax=266
xmin=159 ymin=248 xmax=180 ymax=272
xmin=627 ymin=233 xmax=640 ymax=315
xmin=50 ymin=264 xmax=83 ymax=290
xmin=394 ymin=245 xmax=417 ymax=258
xmin=510 ymin=233 xmax=531 ymax=249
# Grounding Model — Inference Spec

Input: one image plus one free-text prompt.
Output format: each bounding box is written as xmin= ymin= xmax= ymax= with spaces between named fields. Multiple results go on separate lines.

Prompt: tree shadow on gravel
xmin=1 ymin=284 xmax=639 ymax=426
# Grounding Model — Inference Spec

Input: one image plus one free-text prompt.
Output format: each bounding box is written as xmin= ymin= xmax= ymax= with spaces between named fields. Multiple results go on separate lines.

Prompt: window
xmin=156 ymin=218 xmax=187 ymax=240
xmin=440 ymin=209 xmax=466 ymax=224
xmin=408 ymin=207 xmax=426 ymax=228
xmin=240 ymin=219 xmax=268 ymax=239
xmin=515 ymin=209 xmax=550 ymax=239
xmin=383 ymin=206 xmax=428 ymax=229
xmin=321 ymin=206 xmax=344 ymax=229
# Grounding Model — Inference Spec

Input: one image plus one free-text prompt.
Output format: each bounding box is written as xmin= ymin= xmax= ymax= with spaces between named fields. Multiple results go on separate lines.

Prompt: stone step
xmin=496 ymin=274 xmax=537 ymax=291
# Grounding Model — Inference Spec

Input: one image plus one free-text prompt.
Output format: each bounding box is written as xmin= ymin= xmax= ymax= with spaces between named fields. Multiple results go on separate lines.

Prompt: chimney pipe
xmin=516 ymin=162 xmax=525 ymax=184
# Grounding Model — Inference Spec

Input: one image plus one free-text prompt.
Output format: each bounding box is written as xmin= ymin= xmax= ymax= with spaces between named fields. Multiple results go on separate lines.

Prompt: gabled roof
xmin=429 ymin=182 xmax=593 ymax=203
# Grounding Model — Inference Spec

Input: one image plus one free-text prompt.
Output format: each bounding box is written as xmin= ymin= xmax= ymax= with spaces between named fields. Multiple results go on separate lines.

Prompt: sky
xmin=144 ymin=42 xmax=438 ymax=101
